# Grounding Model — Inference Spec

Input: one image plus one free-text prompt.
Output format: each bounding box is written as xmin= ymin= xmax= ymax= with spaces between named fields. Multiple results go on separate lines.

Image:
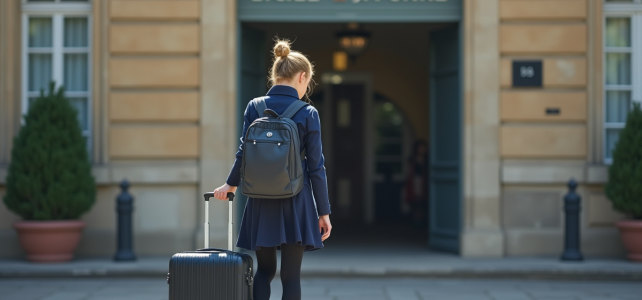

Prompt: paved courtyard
xmin=0 ymin=277 xmax=640 ymax=300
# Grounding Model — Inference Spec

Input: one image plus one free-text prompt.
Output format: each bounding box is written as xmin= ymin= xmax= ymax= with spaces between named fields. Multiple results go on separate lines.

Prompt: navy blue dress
xmin=226 ymin=85 xmax=332 ymax=252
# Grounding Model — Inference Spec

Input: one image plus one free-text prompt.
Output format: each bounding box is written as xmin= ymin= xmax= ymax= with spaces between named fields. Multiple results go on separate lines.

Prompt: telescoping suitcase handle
xmin=203 ymin=192 xmax=235 ymax=251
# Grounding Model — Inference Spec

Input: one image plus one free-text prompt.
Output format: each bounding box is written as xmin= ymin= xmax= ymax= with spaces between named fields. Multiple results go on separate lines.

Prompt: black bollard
xmin=114 ymin=179 xmax=137 ymax=261
xmin=560 ymin=178 xmax=583 ymax=261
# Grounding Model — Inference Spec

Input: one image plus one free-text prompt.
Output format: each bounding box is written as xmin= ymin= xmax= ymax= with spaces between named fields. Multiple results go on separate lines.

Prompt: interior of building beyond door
xmin=238 ymin=22 xmax=461 ymax=253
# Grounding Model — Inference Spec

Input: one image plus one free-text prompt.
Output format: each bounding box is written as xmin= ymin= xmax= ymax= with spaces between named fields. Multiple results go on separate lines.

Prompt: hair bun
xmin=273 ymin=40 xmax=291 ymax=58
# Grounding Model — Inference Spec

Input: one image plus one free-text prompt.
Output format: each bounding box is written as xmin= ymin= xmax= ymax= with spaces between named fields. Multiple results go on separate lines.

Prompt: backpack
xmin=240 ymin=97 xmax=309 ymax=199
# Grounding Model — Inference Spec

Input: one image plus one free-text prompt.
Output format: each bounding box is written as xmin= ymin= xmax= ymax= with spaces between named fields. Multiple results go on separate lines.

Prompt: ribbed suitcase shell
xmin=168 ymin=249 xmax=253 ymax=300
xmin=168 ymin=192 xmax=253 ymax=300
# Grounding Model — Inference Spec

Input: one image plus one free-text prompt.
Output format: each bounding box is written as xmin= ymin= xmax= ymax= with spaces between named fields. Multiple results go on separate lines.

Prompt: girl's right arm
xmin=305 ymin=107 xmax=331 ymax=217
xmin=214 ymin=101 xmax=254 ymax=200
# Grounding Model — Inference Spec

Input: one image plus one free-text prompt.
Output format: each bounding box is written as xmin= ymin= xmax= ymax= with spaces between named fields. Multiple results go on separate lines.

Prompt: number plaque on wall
xmin=512 ymin=60 xmax=542 ymax=87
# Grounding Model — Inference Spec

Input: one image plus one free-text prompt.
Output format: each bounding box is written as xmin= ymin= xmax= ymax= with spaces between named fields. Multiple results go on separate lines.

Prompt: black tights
xmin=253 ymin=244 xmax=304 ymax=300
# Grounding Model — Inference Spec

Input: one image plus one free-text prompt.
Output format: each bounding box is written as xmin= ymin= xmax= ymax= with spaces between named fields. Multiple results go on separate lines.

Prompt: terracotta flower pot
xmin=13 ymin=220 xmax=85 ymax=263
xmin=616 ymin=220 xmax=642 ymax=262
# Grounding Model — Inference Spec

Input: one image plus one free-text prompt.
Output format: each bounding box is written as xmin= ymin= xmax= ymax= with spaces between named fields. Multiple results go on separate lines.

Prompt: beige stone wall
xmin=459 ymin=0 xmax=624 ymax=257
xmin=0 ymin=0 xmax=220 ymax=258
xmin=102 ymin=0 xmax=210 ymax=253
xmin=0 ymin=0 xmax=21 ymax=166
xmin=110 ymin=92 xmax=199 ymax=122
xmin=0 ymin=185 xmax=198 ymax=258
xmin=107 ymin=0 xmax=200 ymax=160
xmin=501 ymin=91 xmax=587 ymax=122
xmin=498 ymin=0 xmax=624 ymax=256
xmin=77 ymin=185 xmax=198 ymax=256
xmin=499 ymin=0 xmax=589 ymax=159
xmin=501 ymin=184 xmax=624 ymax=256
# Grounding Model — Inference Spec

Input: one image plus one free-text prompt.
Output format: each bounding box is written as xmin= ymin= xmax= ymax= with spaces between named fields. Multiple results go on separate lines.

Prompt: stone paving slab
xmin=2 ymin=246 xmax=642 ymax=280
xmin=1 ymin=278 xmax=641 ymax=300
xmin=3 ymin=249 xmax=642 ymax=280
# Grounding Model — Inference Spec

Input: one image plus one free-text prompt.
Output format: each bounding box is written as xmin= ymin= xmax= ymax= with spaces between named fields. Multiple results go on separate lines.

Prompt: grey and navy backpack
xmin=240 ymin=97 xmax=309 ymax=199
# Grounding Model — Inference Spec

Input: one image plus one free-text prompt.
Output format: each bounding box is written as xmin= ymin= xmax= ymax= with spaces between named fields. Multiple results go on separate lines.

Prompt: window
xmin=21 ymin=0 xmax=92 ymax=155
xmin=604 ymin=0 xmax=642 ymax=163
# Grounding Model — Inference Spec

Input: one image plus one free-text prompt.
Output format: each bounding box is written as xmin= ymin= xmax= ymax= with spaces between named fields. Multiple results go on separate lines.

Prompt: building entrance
xmin=236 ymin=3 xmax=463 ymax=253
xmin=327 ymin=83 xmax=367 ymax=221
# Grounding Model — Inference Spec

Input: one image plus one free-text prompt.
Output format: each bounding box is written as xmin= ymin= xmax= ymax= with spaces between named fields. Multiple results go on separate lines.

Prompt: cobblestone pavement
xmin=0 ymin=277 xmax=640 ymax=300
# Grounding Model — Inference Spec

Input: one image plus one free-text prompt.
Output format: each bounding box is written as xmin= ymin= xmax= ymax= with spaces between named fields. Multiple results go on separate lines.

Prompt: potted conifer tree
xmin=3 ymin=82 xmax=95 ymax=263
xmin=605 ymin=102 xmax=642 ymax=262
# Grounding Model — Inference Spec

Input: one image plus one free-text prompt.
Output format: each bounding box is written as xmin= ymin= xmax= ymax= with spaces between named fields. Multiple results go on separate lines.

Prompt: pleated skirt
xmin=236 ymin=163 xmax=324 ymax=252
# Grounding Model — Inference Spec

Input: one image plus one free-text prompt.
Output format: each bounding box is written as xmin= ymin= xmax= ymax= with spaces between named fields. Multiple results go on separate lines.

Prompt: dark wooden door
xmin=330 ymin=84 xmax=365 ymax=221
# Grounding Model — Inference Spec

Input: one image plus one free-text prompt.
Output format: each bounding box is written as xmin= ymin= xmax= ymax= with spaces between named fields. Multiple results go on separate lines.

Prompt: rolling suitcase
xmin=168 ymin=192 xmax=254 ymax=300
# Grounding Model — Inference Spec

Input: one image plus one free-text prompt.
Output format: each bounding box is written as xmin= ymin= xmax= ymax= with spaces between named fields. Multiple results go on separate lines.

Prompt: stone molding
xmin=0 ymin=160 xmax=199 ymax=185
xmin=502 ymin=160 xmax=608 ymax=184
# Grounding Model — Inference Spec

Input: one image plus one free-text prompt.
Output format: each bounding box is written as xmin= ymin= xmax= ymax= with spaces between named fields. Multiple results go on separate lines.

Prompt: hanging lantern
xmin=336 ymin=23 xmax=371 ymax=60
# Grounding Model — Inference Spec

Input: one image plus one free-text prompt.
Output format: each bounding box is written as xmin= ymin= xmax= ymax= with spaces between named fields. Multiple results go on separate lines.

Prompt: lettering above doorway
xmin=238 ymin=0 xmax=461 ymax=22
xmin=249 ymin=0 xmax=449 ymax=2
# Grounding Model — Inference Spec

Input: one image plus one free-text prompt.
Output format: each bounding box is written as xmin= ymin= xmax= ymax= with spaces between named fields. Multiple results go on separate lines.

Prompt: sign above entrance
xmin=249 ymin=0 xmax=450 ymax=2
xmin=238 ymin=0 xmax=462 ymax=22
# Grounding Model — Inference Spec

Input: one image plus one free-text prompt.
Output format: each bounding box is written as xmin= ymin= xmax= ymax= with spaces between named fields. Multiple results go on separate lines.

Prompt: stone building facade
xmin=0 ymin=0 xmax=637 ymax=258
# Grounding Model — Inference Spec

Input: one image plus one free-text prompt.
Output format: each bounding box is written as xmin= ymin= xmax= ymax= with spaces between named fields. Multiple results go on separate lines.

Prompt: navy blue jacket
xmin=226 ymin=85 xmax=331 ymax=216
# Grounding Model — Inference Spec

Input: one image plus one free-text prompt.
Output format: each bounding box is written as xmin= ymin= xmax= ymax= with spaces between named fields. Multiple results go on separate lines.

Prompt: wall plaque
xmin=512 ymin=60 xmax=542 ymax=87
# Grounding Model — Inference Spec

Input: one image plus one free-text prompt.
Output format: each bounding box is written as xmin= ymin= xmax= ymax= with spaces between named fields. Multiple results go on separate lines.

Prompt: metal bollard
xmin=114 ymin=179 xmax=137 ymax=261
xmin=560 ymin=178 xmax=584 ymax=261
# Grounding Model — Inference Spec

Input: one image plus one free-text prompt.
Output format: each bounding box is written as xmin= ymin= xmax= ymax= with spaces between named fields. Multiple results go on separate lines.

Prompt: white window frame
xmin=603 ymin=0 xmax=642 ymax=164
xmin=21 ymin=0 xmax=93 ymax=157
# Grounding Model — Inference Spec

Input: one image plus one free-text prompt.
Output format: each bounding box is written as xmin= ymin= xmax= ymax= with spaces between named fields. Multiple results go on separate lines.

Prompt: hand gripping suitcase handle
xmin=203 ymin=192 xmax=234 ymax=201
xmin=203 ymin=192 xmax=235 ymax=250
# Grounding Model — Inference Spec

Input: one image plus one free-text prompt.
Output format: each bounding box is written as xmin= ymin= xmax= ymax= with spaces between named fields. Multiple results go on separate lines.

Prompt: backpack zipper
xmin=248 ymin=139 xmax=289 ymax=145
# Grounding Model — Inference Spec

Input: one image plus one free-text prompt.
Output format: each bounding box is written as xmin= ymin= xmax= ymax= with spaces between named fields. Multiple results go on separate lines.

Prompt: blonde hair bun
xmin=268 ymin=38 xmax=315 ymax=102
xmin=273 ymin=40 xmax=291 ymax=58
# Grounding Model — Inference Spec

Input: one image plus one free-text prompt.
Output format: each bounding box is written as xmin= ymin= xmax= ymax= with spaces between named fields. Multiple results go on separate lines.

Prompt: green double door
xmin=428 ymin=25 xmax=462 ymax=253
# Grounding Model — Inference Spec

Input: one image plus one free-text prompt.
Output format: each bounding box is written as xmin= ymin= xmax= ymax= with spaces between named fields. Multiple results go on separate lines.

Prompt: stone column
xmin=461 ymin=0 xmax=505 ymax=257
xmin=198 ymin=0 xmax=238 ymax=249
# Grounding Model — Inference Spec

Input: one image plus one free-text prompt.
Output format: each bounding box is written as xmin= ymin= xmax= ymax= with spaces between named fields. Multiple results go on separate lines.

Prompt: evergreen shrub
xmin=3 ymin=82 xmax=95 ymax=220
xmin=605 ymin=102 xmax=642 ymax=220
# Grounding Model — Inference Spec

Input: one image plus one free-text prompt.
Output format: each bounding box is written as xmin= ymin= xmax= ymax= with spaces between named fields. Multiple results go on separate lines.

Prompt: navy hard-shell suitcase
xmin=168 ymin=192 xmax=254 ymax=300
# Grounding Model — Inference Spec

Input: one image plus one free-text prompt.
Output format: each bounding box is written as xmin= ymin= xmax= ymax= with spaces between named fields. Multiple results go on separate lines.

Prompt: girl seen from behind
xmin=212 ymin=40 xmax=332 ymax=300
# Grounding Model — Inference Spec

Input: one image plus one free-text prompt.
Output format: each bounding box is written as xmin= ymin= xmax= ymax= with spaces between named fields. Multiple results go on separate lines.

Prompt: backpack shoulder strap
xmin=252 ymin=97 xmax=268 ymax=117
xmin=281 ymin=100 xmax=309 ymax=119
